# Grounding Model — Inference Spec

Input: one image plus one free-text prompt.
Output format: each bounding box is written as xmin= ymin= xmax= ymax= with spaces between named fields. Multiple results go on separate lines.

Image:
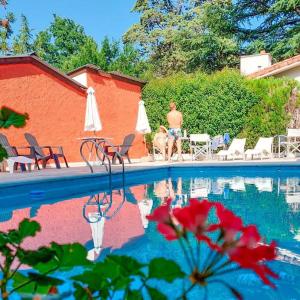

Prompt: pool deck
xmin=1 ymin=157 xmax=300 ymax=187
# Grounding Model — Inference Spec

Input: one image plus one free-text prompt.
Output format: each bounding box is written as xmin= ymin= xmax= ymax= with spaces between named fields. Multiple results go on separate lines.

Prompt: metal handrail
xmin=80 ymin=138 xmax=125 ymax=189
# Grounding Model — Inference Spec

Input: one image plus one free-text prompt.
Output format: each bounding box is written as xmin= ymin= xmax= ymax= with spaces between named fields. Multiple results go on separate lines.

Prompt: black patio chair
xmin=106 ymin=134 xmax=135 ymax=164
xmin=24 ymin=133 xmax=69 ymax=169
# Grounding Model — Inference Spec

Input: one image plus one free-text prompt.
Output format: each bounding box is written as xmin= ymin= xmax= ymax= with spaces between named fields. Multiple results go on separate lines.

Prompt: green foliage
xmin=143 ymin=70 xmax=259 ymax=138
xmin=0 ymin=106 xmax=28 ymax=129
xmin=0 ymin=218 xmax=186 ymax=299
xmin=240 ymin=77 xmax=299 ymax=146
xmin=124 ymin=0 xmax=239 ymax=76
xmin=0 ymin=11 xmax=14 ymax=54
xmin=143 ymin=70 xmax=299 ymax=146
xmin=62 ymin=36 xmax=145 ymax=77
xmin=0 ymin=106 xmax=28 ymax=162
xmin=12 ymin=14 xmax=33 ymax=54
xmin=34 ymin=15 xmax=88 ymax=68
xmin=234 ymin=0 xmax=300 ymax=61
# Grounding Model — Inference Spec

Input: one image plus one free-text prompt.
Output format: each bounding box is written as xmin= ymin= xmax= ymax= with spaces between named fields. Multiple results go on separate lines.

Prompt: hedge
xmin=143 ymin=69 xmax=299 ymax=147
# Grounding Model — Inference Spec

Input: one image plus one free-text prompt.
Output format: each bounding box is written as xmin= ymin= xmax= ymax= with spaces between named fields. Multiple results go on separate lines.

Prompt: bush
xmin=143 ymin=70 xmax=299 ymax=147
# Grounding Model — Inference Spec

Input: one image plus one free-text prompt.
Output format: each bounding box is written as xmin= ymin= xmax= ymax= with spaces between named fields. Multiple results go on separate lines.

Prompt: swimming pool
xmin=1 ymin=166 xmax=300 ymax=299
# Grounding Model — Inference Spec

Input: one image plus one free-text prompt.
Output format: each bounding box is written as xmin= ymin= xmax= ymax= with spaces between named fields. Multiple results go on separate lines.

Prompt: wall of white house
xmin=72 ymin=72 xmax=88 ymax=87
xmin=240 ymin=53 xmax=272 ymax=75
xmin=273 ymin=66 xmax=300 ymax=82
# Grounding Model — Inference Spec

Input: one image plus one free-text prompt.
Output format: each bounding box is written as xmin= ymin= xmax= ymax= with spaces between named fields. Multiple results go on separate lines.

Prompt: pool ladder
xmin=80 ymin=138 xmax=125 ymax=190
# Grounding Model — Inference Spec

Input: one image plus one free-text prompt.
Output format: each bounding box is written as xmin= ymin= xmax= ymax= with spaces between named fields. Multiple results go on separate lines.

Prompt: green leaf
xmin=35 ymin=243 xmax=92 ymax=272
xmin=0 ymin=107 xmax=28 ymax=129
xmin=27 ymin=272 xmax=64 ymax=286
xmin=17 ymin=247 xmax=56 ymax=266
xmin=147 ymin=286 xmax=167 ymax=300
xmin=72 ymin=271 xmax=109 ymax=291
xmin=73 ymin=282 xmax=92 ymax=300
xmin=107 ymin=255 xmax=145 ymax=277
xmin=127 ymin=289 xmax=143 ymax=300
xmin=148 ymin=258 xmax=185 ymax=283
xmin=18 ymin=219 xmax=41 ymax=239
xmin=12 ymin=272 xmax=52 ymax=295
xmin=93 ymin=259 xmax=120 ymax=280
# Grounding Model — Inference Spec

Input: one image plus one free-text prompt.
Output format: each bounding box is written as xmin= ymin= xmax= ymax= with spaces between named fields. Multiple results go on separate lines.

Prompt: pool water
xmin=1 ymin=167 xmax=300 ymax=299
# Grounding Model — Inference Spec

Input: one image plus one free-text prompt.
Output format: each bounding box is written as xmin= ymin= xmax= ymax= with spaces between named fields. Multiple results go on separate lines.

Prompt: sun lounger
xmin=217 ymin=138 xmax=246 ymax=160
xmin=245 ymin=137 xmax=273 ymax=160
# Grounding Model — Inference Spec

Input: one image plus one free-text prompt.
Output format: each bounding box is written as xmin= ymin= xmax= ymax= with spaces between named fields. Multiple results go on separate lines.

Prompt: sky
xmin=5 ymin=0 xmax=139 ymax=43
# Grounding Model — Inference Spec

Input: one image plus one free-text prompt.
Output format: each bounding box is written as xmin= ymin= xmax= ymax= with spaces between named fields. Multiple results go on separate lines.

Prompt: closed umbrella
xmin=136 ymin=100 xmax=151 ymax=134
xmin=84 ymin=87 xmax=102 ymax=132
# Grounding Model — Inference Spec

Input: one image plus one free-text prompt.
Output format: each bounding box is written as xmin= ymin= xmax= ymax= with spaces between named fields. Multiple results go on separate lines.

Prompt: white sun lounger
xmin=245 ymin=137 xmax=273 ymax=160
xmin=217 ymin=138 xmax=246 ymax=160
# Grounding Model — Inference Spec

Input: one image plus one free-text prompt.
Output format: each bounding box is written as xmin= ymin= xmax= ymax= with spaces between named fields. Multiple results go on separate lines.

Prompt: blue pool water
xmin=1 ymin=166 xmax=300 ymax=299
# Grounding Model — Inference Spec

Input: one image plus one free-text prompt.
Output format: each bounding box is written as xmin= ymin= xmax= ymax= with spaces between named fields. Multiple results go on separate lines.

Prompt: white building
xmin=240 ymin=51 xmax=300 ymax=82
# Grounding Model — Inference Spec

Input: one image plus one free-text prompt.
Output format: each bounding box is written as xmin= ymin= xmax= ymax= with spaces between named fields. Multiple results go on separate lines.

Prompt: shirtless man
xmin=167 ymin=102 xmax=183 ymax=162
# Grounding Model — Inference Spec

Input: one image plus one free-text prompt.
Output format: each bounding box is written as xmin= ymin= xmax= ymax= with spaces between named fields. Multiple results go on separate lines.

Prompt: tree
xmin=234 ymin=0 xmax=300 ymax=61
xmin=12 ymin=14 xmax=33 ymax=54
xmin=0 ymin=0 xmax=14 ymax=55
xmin=33 ymin=15 xmax=89 ymax=68
xmin=61 ymin=36 xmax=145 ymax=76
xmin=124 ymin=0 xmax=239 ymax=75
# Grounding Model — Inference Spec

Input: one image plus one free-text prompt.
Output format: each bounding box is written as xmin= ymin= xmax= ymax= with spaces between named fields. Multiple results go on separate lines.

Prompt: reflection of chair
xmin=255 ymin=178 xmax=273 ymax=192
xmin=190 ymin=178 xmax=211 ymax=197
xmin=230 ymin=177 xmax=245 ymax=191
xmin=245 ymin=137 xmax=273 ymax=160
xmin=189 ymin=134 xmax=211 ymax=160
xmin=217 ymin=138 xmax=246 ymax=160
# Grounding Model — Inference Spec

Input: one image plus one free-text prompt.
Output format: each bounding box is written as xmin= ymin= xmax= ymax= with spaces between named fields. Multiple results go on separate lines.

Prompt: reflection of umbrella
xmin=138 ymin=199 xmax=153 ymax=229
xmin=136 ymin=100 xmax=151 ymax=134
xmin=87 ymin=213 xmax=105 ymax=261
xmin=84 ymin=87 xmax=102 ymax=132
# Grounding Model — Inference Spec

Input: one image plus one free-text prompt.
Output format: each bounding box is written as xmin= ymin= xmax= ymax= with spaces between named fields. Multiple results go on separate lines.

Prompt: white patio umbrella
xmin=138 ymin=198 xmax=153 ymax=229
xmin=87 ymin=213 xmax=105 ymax=261
xmin=136 ymin=100 xmax=151 ymax=134
xmin=84 ymin=87 xmax=102 ymax=132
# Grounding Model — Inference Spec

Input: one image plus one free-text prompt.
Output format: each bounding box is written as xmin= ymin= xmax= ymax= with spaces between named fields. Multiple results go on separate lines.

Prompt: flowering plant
xmin=147 ymin=198 xmax=278 ymax=299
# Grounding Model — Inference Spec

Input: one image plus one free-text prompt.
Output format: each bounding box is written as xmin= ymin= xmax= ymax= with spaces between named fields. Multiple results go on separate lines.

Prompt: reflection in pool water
xmin=1 ymin=173 xmax=300 ymax=299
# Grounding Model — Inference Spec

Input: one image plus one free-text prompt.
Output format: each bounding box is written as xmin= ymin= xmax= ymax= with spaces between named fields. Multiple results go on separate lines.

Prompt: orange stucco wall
xmin=84 ymin=71 xmax=146 ymax=158
xmin=0 ymin=62 xmax=146 ymax=163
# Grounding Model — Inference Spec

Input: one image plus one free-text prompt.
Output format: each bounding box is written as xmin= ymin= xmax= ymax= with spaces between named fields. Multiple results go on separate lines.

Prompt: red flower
xmin=147 ymin=198 xmax=178 ymax=240
xmin=147 ymin=198 xmax=172 ymax=223
xmin=230 ymin=239 xmax=278 ymax=287
xmin=213 ymin=203 xmax=243 ymax=244
xmin=173 ymin=199 xmax=214 ymax=234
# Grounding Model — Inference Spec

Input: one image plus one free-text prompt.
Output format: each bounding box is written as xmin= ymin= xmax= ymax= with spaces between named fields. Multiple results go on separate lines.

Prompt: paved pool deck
xmin=1 ymin=157 xmax=300 ymax=187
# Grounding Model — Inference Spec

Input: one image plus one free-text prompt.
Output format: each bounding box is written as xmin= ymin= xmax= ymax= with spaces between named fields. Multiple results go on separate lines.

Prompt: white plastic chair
xmin=217 ymin=138 xmax=246 ymax=160
xmin=189 ymin=134 xmax=211 ymax=160
xmin=6 ymin=156 xmax=34 ymax=174
xmin=280 ymin=129 xmax=300 ymax=158
xmin=245 ymin=137 xmax=273 ymax=160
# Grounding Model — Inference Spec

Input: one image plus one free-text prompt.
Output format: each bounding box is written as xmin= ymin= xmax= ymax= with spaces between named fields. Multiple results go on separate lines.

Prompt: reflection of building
xmin=0 ymin=185 xmax=146 ymax=262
